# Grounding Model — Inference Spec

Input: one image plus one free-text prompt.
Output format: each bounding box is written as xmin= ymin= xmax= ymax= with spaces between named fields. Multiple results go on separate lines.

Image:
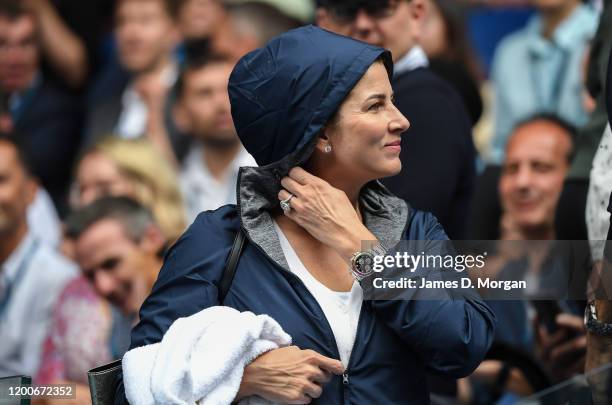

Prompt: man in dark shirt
xmin=316 ymin=0 xmax=476 ymax=239
xmin=0 ymin=0 xmax=82 ymax=213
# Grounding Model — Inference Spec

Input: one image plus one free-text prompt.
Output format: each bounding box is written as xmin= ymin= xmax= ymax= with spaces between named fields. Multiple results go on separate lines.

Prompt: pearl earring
xmin=324 ymin=145 xmax=332 ymax=153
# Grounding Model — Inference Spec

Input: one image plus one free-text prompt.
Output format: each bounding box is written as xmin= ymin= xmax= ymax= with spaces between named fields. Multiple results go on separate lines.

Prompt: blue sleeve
xmin=114 ymin=210 xmax=238 ymax=404
xmin=363 ymin=211 xmax=496 ymax=378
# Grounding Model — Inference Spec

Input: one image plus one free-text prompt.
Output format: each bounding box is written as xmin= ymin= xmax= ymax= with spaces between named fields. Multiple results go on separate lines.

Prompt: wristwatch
xmin=349 ymin=244 xmax=386 ymax=282
xmin=584 ymin=301 xmax=612 ymax=336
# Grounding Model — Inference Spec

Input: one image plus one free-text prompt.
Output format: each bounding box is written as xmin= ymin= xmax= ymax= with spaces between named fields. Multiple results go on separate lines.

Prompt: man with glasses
xmin=317 ymin=0 xmax=476 ymax=240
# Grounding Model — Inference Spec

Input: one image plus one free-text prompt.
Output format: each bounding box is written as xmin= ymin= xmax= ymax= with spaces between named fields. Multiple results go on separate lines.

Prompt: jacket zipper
xmin=240 ymin=226 xmax=364 ymax=390
xmin=341 ymin=299 xmax=368 ymax=389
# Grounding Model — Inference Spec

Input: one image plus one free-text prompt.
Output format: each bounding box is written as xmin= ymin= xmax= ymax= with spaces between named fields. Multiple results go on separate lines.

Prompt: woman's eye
xmin=368 ymin=103 xmax=383 ymax=111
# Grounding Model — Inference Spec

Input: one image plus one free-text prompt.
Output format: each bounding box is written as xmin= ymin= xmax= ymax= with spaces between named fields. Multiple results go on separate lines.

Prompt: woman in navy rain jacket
xmin=115 ymin=25 xmax=495 ymax=404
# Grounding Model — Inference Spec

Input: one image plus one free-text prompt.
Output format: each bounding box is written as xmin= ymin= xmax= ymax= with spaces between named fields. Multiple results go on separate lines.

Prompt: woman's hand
xmin=235 ymin=345 xmax=344 ymax=404
xmin=278 ymin=167 xmax=377 ymax=261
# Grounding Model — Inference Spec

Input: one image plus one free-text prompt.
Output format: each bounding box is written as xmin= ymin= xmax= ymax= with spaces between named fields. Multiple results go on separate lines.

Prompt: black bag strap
xmin=219 ymin=229 xmax=246 ymax=303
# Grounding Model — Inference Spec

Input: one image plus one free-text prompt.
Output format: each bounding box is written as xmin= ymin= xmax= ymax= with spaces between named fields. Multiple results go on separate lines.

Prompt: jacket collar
xmin=236 ymin=141 xmax=409 ymax=271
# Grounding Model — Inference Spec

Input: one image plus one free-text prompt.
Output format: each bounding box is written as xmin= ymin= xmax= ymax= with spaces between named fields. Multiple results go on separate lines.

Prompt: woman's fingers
xmin=303 ymin=381 xmax=323 ymax=399
xmin=288 ymin=167 xmax=318 ymax=185
xmin=281 ymin=176 xmax=304 ymax=196
xmin=309 ymin=368 xmax=332 ymax=384
xmin=278 ymin=188 xmax=293 ymax=202
xmin=278 ymin=189 xmax=302 ymax=219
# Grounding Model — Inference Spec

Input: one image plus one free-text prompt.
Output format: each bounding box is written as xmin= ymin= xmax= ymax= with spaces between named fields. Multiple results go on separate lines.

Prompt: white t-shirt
xmin=180 ymin=144 xmax=256 ymax=222
xmin=272 ymin=220 xmax=362 ymax=367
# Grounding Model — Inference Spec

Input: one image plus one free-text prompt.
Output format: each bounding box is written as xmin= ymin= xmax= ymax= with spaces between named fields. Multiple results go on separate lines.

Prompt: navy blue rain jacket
xmin=115 ymin=26 xmax=495 ymax=404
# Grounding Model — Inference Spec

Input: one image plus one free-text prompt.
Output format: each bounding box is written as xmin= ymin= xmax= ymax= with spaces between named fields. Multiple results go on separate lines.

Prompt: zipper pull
xmin=342 ymin=372 xmax=349 ymax=385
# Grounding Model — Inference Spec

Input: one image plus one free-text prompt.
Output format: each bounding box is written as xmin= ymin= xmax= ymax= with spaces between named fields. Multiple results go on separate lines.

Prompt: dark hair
xmin=512 ymin=112 xmax=577 ymax=163
xmin=65 ymin=196 xmax=157 ymax=243
xmin=316 ymin=0 xmax=407 ymax=22
xmin=175 ymin=39 xmax=232 ymax=97
xmin=0 ymin=0 xmax=30 ymax=20
xmin=0 ymin=132 xmax=33 ymax=175
xmin=116 ymin=0 xmax=181 ymax=19
xmin=429 ymin=0 xmax=480 ymax=79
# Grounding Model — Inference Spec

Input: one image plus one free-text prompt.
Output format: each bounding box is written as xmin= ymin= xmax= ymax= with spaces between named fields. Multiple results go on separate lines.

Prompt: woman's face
xmin=72 ymin=152 xmax=134 ymax=207
xmin=323 ymin=62 xmax=409 ymax=183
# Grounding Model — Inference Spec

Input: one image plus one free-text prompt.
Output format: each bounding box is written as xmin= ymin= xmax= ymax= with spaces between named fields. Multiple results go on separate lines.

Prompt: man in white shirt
xmin=0 ymin=135 xmax=76 ymax=378
xmin=84 ymin=0 xmax=181 ymax=162
xmin=173 ymin=45 xmax=256 ymax=220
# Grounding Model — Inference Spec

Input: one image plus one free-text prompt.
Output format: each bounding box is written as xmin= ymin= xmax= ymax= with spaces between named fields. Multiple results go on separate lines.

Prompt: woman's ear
xmin=315 ymin=128 xmax=332 ymax=154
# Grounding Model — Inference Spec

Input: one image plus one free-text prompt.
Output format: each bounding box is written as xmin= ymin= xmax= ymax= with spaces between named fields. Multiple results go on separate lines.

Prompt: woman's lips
xmin=385 ymin=140 xmax=401 ymax=152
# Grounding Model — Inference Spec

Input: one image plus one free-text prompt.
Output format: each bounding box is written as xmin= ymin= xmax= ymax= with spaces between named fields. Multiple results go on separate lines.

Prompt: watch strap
xmin=585 ymin=302 xmax=612 ymax=336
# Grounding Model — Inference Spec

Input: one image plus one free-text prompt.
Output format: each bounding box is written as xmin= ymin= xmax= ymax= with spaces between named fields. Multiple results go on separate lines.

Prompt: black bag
xmin=87 ymin=229 xmax=246 ymax=405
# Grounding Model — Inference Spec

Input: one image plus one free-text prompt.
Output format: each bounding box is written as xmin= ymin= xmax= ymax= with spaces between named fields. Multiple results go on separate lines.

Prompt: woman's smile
xmin=384 ymin=139 xmax=402 ymax=152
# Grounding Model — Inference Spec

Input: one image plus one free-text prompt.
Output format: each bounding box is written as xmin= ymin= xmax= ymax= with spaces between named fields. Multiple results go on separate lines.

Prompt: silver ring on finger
xmin=280 ymin=193 xmax=294 ymax=213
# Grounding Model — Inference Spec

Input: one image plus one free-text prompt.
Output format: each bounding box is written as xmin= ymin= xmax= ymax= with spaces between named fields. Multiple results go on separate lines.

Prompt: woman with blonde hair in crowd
xmin=72 ymin=136 xmax=186 ymax=243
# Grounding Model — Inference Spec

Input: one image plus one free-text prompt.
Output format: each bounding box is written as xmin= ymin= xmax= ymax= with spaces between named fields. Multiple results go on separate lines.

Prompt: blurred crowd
xmin=0 ymin=0 xmax=611 ymax=404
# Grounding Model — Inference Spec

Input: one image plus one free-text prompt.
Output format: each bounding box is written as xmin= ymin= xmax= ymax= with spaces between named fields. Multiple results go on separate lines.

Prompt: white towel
xmin=123 ymin=306 xmax=292 ymax=405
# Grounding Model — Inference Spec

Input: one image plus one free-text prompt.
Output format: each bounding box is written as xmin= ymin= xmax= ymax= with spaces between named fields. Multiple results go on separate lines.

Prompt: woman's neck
xmin=304 ymin=161 xmax=364 ymax=209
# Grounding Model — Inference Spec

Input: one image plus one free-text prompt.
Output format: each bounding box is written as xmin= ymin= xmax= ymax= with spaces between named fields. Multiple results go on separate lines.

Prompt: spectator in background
xmin=316 ymin=0 xmax=476 ymax=239
xmin=36 ymin=275 xmax=113 ymax=405
xmin=34 ymin=197 xmax=167 ymax=404
xmin=176 ymin=0 xmax=227 ymax=41
xmin=68 ymin=197 xmax=165 ymax=323
xmin=0 ymin=134 xmax=77 ymax=378
xmin=72 ymin=137 xmax=186 ymax=243
xmin=0 ymin=0 xmax=82 ymax=213
xmin=579 ymin=0 xmax=612 ymax=254
xmin=553 ymin=0 xmax=612 ymax=247
xmin=498 ymin=115 xmax=575 ymax=240
xmin=421 ymin=0 xmax=483 ymax=126
xmin=84 ymin=0 xmax=181 ymax=163
xmin=585 ymin=18 xmax=612 ymax=402
xmin=173 ymin=43 xmax=255 ymax=220
xmin=21 ymin=0 xmax=88 ymax=89
xmin=489 ymin=0 xmax=597 ymax=163
xmin=211 ymin=0 xmax=305 ymax=63
xmin=461 ymin=114 xmax=587 ymax=403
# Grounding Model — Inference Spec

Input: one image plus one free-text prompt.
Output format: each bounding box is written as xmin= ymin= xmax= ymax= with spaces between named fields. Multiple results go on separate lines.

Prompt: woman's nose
xmin=389 ymin=107 xmax=410 ymax=133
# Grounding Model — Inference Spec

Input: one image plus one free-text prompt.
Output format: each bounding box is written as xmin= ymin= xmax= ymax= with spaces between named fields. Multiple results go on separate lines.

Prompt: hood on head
xmin=228 ymin=24 xmax=393 ymax=167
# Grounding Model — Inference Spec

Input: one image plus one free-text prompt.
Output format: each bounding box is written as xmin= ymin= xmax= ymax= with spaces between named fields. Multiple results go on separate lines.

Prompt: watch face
xmin=355 ymin=252 xmax=375 ymax=274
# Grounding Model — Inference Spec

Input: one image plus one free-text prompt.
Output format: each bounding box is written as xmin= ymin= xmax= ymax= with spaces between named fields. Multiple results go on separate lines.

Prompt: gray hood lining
xmin=236 ymin=141 xmax=410 ymax=271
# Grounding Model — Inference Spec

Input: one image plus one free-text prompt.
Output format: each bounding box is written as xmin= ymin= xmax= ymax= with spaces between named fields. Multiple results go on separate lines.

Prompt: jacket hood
xmin=228 ymin=24 xmax=393 ymax=167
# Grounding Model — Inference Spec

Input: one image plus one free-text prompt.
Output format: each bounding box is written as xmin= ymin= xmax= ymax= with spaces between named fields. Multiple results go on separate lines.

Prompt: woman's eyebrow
xmin=365 ymin=93 xmax=386 ymax=102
